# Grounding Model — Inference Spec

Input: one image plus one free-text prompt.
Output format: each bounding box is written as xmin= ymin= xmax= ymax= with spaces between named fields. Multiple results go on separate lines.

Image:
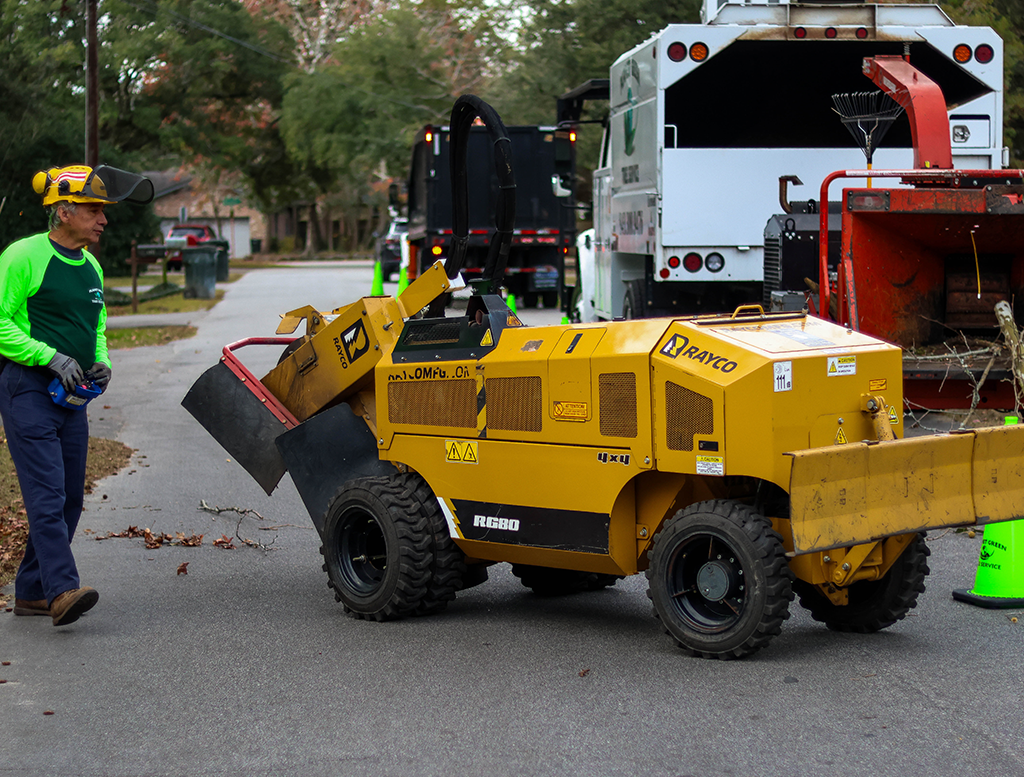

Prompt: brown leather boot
xmin=13 ymin=599 xmax=50 ymax=616
xmin=50 ymin=587 xmax=99 ymax=627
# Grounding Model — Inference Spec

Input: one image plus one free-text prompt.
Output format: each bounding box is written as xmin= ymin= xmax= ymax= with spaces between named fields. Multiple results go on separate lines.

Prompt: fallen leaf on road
xmin=177 ymin=562 xmax=189 ymax=576
xmin=213 ymin=535 xmax=236 ymax=549
xmin=578 ymin=668 xmax=590 ymax=677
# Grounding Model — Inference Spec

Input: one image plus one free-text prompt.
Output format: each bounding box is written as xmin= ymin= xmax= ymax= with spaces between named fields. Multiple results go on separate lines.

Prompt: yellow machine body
xmin=243 ymin=270 xmax=1024 ymax=605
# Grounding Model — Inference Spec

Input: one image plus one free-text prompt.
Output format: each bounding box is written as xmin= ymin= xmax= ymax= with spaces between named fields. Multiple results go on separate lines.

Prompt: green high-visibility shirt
xmin=0 ymin=232 xmax=110 ymax=371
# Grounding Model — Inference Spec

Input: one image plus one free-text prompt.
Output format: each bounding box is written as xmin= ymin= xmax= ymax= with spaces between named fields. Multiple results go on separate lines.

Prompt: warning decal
xmin=869 ymin=379 xmax=887 ymax=391
xmin=835 ymin=427 xmax=849 ymax=445
xmin=827 ymin=355 xmax=857 ymax=377
xmin=480 ymin=329 xmax=493 ymax=347
xmin=553 ymin=401 xmax=588 ymax=421
xmin=446 ymin=439 xmax=479 ymax=464
xmin=773 ymin=361 xmax=793 ymax=393
xmin=696 ymin=455 xmax=724 ymax=476
xmin=888 ymin=405 xmax=900 ymax=425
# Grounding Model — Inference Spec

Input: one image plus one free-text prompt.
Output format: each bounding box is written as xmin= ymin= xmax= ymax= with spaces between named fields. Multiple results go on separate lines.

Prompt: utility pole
xmin=85 ymin=0 xmax=99 ymax=167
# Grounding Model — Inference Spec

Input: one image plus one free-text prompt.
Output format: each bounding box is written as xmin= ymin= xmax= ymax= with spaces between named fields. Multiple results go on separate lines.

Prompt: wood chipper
xmin=184 ymin=96 xmax=1024 ymax=659
xmin=772 ymin=54 xmax=1024 ymax=410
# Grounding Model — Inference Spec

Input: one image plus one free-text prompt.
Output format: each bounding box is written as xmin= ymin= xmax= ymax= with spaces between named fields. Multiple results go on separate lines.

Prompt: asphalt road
xmin=2 ymin=265 xmax=1022 ymax=777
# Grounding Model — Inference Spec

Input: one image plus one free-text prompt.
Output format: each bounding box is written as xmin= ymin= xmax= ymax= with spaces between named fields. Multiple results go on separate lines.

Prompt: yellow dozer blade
xmin=788 ymin=425 xmax=1024 ymax=554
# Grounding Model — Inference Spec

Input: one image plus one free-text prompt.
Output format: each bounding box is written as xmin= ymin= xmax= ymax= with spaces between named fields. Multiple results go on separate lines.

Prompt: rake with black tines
xmin=832 ymin=90 xmax=905 ymax=185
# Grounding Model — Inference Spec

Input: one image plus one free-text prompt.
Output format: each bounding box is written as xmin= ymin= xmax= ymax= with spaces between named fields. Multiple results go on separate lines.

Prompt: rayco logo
xmin=473 ymin=515 xmax=520 ymax=532
xmin=660 ymin=334 xmax=738 ymax=373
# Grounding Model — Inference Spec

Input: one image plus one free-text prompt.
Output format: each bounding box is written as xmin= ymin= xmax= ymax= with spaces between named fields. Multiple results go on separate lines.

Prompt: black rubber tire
xmin=793 ymin=533 xmax=930 ymax=633
xmin=319 ymin=476 xmax=432 ymax=621
xmin=622 ymin=280 xmax=644 ymax=319
xmin=522 ymin=291 xmax=540 ymax=309
xmin=542 ymin=291 xmax=559 ymax=310
xmin=512 ymin=564 xmax=623 ymax=596
xmin=395 ymin=473 xmax=467 ymax=616
xmin=646 ymin=499 xmax=794 ymax=659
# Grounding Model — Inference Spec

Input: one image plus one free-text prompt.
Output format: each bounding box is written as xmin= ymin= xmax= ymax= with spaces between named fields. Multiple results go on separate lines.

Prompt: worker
xmin=0 ymin=164 xmax=153 ymax=626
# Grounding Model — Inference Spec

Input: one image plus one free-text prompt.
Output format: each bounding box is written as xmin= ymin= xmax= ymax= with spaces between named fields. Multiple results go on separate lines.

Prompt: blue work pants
xmin=0 ymin=362 xmax=89 ymax=604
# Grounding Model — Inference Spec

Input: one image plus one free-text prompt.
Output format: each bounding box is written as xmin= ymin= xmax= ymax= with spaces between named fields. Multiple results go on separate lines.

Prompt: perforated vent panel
xmin=403 ymin=320 xmax=461 ymax=345
xmin=665 ymin=382 xmax=714 ymax=451
xmin=388 ymin=378 xmax=476 ymax=428
xmin=487 ymin=376 xmax=542 ymax=432
xmin=599 ymin=372 xmax=638 ymax=438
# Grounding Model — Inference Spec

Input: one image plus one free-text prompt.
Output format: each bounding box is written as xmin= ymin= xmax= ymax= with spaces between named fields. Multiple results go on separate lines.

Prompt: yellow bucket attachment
xmin=787 ymin=426 xmax=1024 ymax=554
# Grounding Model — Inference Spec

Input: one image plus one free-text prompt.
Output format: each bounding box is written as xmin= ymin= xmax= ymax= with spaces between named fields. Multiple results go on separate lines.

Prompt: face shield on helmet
xmin=32 ymin=165 xmax=155 ymax=207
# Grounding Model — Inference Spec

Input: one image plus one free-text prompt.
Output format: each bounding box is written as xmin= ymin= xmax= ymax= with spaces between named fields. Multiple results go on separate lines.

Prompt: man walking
xmin=0 ymin=164 xmax=153 ymax=626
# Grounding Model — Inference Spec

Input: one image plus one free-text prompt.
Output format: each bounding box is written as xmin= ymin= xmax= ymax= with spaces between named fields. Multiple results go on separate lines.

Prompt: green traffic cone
xmin=397 ymin=264 xmax=409 ymax=295
xmin=953 ymin=519 xmax=1024 ymax=608
xmin=561 ymin=316 xmax=569 ymax=325
xmin=507 ymin=293 xmax=517 ymax=314
xmin=371 ymin=260 xmax=384 ymax=296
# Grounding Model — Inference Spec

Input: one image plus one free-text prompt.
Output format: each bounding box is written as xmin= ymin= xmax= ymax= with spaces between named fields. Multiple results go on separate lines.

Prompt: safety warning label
xmin=827 ymin=355 xmax=856 ymax=377
xmin=696 ymin=455 xmax=724 ymax=476
xmin=834 ymin=427 xmax=849 ymax=445
xmin=446 ymin=440 xmax=479 ymax=464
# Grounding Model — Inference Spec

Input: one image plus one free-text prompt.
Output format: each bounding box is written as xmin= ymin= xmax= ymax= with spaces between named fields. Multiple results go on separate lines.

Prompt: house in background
xmin=147 ymin=169 xmax=268 ymax=258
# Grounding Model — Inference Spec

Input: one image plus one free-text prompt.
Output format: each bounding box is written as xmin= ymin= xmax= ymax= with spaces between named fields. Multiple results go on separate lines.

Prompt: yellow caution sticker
xmin=834 ymin=427 xmax=849 ymax=445
xmin=827 ymin=355 xmax=857 ymax=377
xmin=507 ymin=314 xmax=523 ymax=327
xmin=480 ymin=329 xmax=493 ymax=347
xmin=696 ymin=455 xmax=724 ymax=476
xmin=445 ymin=439 xmax=479 ymax=464
xmin=553 ymin=401 xmax=588 ymax=421
xmin=869 ymin=378 xmax=887 ymax=391
xmin=888 ymin=405 xmax=900 ymax=425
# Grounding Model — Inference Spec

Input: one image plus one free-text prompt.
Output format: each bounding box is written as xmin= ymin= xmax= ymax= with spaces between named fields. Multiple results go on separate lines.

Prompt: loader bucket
xmin=787 ymin=425 xmax=1024 ymax=554
xmin=181 ymin=351 xmax=295 ymax=495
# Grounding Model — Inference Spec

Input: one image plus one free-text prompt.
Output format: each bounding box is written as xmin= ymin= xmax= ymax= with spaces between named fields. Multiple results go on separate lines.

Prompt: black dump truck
xmin=406 ymin=124 xmax=576 ymax=308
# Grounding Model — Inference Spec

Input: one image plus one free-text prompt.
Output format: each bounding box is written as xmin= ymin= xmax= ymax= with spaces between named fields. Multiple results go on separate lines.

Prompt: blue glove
xmin=47 ymin=352 xmax=84 ymax=392
xmin=87 ymin=362 xmax=111 ymax=390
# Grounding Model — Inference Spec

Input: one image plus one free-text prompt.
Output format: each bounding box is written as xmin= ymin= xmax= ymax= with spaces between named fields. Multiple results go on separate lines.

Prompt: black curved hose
xmin=439 ymin=95 xmax=516 ymax=293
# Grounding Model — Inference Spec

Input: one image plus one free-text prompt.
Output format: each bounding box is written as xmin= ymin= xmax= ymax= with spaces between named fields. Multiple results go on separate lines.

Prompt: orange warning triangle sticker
xmin=835 ymin=427 xmax=848 ymax=445
xmin=888 ymin=405 xmax=899 ymax=425
xmin=480 ymin=329 xmax=493 ymax=347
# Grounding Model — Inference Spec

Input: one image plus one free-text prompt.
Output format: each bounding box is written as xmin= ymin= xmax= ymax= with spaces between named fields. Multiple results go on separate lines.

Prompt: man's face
xmin=60 ymin=202 xmax=107 ymax=247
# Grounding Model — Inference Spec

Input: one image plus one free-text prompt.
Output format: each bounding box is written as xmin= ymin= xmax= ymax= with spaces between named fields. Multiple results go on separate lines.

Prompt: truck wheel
xmin=522 ymin=292 xmax=539 ymax=309
xmin=646 ymin=500 xmax=794 ymax=659
xmin=320 ymin=476 xmax=432 ymax=621
xmin=622 ymin=281 xmax=644 ymax=319
xmin=396 ymin=473 xmax=468 ymax=616
xmin=511 ymin=565 xmax=622 ymax=596
xmin=542 ymin=291 xmax=559 ymax=309
xmin=794 ymin=533 xmax=930 ymax=633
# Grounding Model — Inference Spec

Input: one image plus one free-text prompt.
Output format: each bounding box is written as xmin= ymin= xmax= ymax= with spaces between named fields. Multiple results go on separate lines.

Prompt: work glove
xmin=47 ymin=352 xmax=84 ymax=393
xmin=86 ymin=362 xmax=111 ymax=390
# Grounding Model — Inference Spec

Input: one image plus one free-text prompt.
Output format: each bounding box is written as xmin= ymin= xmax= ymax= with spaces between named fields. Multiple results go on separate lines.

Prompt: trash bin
xmin=250 ymin=238 xmax=262 ymax=254
xmin=208 ymin=239 xmax=230 ymax=282
xmin=182 ymin=245 xmax=217 ymax=299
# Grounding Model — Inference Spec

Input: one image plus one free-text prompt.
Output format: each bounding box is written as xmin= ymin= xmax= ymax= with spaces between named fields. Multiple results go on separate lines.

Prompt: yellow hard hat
xmin=32 ymin=164 xmax=154 ymax=207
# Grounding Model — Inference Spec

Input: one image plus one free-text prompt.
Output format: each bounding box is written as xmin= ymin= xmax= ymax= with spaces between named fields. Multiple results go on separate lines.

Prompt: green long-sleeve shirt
xmin=0 ymin=232 xmax=110 ymax=371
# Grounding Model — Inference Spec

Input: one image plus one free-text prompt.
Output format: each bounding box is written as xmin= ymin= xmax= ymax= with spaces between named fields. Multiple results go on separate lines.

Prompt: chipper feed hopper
xmin=184 ymin=97 xmax=1024 ymax=659
xmin=817 ymin=55 xmax=1024 ymax=409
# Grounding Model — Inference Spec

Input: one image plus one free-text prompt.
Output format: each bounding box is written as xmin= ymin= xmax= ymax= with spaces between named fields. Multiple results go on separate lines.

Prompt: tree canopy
xmin=1 ymin=0 xmax=1022 ymax=262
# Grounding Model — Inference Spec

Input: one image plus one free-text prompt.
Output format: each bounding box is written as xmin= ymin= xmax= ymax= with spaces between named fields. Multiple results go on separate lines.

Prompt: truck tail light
xmin=954 ymin=44 xmax=972 ymax=64
xmin=705 ymin=253 xmax=725 ymax=273
xmin=689 ymin=42 xmax=708 ymax=62
xmin=668 ymin=255 xmax=681 ymax=269
xmin=975 ymin=44 xmax=994 ymax=64
xmin=431 ymin=245 xmax=443 ymax=256
xmin=683 ymin=252 xmax=703 ymax=272
xmin=668 ymin=42 xmax=687 ymax=62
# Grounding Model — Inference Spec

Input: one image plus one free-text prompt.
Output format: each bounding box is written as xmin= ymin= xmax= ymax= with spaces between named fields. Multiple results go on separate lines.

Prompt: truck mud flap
xmin=787 ymin=426 xmax=1024 ymax=554
xmin=275 ymin=402 xmax=395 ymax=536
xmin=181 ymin=360 xmax=289 ymax=495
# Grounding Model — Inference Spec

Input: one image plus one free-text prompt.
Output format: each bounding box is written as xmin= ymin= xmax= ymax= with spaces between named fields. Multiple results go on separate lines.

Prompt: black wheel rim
xmin=337 ymin=507 xmax=387 ymax=594
xmin=666 ymin=532 xmax=748 ymax=634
